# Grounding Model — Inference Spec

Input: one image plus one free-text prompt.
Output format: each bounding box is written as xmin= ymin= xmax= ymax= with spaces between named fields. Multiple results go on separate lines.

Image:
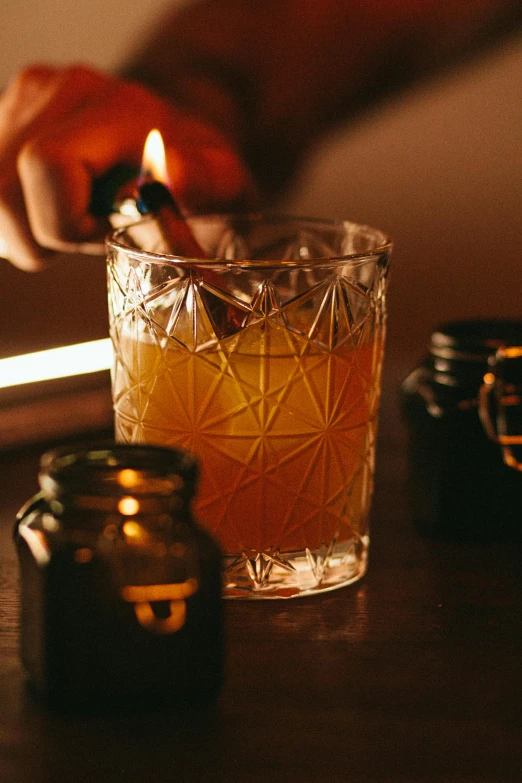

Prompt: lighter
xmin=14 ymin=442 xmax=223 ymax=711
xmin=89 ymin=158 xmax=206 ymax=255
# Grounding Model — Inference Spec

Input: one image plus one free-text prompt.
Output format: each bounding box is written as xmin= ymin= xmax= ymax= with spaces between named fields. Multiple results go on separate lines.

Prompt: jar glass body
xmin=401 ymin=320 xmax=522 ymax=540
xmin=14 ymin=443 xmax=223 ymax=710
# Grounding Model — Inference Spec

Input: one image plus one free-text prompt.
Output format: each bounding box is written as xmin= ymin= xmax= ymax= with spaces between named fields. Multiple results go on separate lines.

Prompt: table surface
xmin=1 ymin=405 xmax=521 ymax=783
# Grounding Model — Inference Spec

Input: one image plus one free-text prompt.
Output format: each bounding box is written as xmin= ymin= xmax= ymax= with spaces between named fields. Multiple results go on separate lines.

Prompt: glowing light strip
xmin=0 ymin=338 xmax=112 ymax=389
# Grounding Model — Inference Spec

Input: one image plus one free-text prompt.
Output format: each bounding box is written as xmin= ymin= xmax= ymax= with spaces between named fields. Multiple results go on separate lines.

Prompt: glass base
xmin=222 ymin=535 xmax=369 ymax=599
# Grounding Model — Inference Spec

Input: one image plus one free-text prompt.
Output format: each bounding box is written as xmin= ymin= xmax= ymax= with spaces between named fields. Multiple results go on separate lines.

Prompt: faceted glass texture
xmin=107 ymin=215 xmax=391 ymax=598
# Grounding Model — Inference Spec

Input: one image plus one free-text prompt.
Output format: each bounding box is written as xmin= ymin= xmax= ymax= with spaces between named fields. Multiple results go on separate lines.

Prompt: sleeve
xmin=125 ymin=0 xmax=522 ymax=194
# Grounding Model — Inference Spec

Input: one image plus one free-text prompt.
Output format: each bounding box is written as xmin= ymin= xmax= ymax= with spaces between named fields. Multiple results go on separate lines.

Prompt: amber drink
xmin=108 ymin=215 xmax=391 ymax=598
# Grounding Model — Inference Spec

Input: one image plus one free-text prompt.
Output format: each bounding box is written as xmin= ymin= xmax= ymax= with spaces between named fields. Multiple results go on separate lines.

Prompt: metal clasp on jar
xmin=479 ymin=346 xmax=522 ymax=471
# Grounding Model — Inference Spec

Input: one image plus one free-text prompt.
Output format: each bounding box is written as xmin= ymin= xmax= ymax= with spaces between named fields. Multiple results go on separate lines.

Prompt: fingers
xmin=17 ymin=138 xmax=111 ymax=254
xmin=0 ymin=169 xmax=53 ymax=270
xmin=16 ymin=88 xmax=254 ymax=252
xmin=0 ymin=64 xmax=123 ymax=267
xmin=16 ymin=80 xmax=160 ymax=253
xmin=0 ymin=65 xmax=63 ymax=269
xmin=165 ymin=137 xmax=256 ymax=212
xmin=0 ymin=64 xmax=59 ymax=157
xmin=159 ymin=109 xmax=256 ymax=212
xmin=0 ymin=63 xmax=255 ymax=271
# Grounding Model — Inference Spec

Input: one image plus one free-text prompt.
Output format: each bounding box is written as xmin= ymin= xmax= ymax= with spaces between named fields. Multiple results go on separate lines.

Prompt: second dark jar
xmin=401 ymin=319 xmax=522 ymax=541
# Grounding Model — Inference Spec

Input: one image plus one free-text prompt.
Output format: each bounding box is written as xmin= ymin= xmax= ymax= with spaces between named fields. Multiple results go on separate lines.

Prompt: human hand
xmin=0 ymin=64 xmax=253 ymax=270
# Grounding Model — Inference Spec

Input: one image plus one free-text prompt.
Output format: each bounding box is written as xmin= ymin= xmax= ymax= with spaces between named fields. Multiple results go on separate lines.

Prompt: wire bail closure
xmin=479 ymin=346 xmax=522 ymax=472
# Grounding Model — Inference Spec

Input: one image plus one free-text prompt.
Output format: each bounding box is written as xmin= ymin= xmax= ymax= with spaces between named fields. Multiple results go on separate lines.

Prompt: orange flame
xmin=140 ymin=129 xmax=171 ymax=188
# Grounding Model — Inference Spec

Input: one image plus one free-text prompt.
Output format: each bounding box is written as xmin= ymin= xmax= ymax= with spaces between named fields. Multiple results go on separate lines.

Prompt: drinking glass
xmin=107 ymin=214 xmax=391 ymax=598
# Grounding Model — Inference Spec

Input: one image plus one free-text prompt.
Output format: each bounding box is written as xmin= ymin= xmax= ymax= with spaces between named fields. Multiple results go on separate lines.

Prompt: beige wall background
xmin=0 ymin=0 xmax=174 ymax=80
xmin=1 ymin=1 xmax=521 ymax=418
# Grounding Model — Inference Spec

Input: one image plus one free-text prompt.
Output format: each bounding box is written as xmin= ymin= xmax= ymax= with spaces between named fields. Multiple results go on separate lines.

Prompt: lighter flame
xmin=141 ymin=128 xmax=170 ymax=187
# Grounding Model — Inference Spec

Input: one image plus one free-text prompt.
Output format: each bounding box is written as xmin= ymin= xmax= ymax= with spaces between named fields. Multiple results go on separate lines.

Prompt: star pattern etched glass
xmin=107 ymin=215 xmax=391 ymax=598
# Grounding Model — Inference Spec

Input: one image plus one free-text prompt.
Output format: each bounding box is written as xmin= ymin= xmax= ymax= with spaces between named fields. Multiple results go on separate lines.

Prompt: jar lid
xmin=431 ymin=319 xmax=522 ymax=362
xmin=39 ymin=441 xmax=198 ymax=500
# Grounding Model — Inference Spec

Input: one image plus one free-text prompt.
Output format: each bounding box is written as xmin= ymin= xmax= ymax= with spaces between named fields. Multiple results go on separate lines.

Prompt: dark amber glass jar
xmin=401 ymin=320 xmax=522 ymax=540
xmin=15 ymin=442 xmax=223 ymax=711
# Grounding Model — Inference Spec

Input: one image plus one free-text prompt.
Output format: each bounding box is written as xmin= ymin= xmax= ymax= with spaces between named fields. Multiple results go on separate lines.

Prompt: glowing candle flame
xmin=140 ymin=129 xmax=170 ymax=188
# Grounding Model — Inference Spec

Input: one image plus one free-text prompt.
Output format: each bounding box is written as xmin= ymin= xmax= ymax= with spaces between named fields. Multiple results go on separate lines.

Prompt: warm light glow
xmin=122 ymin=520 xmax=141 ymax=537
xmin=18 ymin=526 xmax=50 ymax=565
xmin=121 ymin=579 xmax=198 ymax=602
xmin=42 ymin=513 xmax=60 ymax=533
xmin=141 ymin=128 xmax=170 ymax=187
xmin=483 ymin=372 xmax=495 ymax=385
xmin=118 ymin=469 xmax=139 ymax=488
xmin=0 ymin=339 xmax=112 ymax=389
xmin=501 ymin=347 xmax=522 ymax=359
xmin=119 ymin=497 xmax=141 ymax=516
xmin=133 ymin=600 xmax=187 ymax=634
xmin=103 ymin=523 xmax=119 ymax=540
xmin=74 ymin=547 xmax=93 ymax=564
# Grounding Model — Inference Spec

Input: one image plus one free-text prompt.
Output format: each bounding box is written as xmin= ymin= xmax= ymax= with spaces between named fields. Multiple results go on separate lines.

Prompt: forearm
xmin=125 ymin=0 xmax=522 ymax=193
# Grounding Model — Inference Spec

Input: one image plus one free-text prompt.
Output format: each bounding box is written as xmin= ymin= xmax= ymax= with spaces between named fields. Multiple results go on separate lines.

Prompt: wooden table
xmin=1 ymin=408 xmax=521 ymax=783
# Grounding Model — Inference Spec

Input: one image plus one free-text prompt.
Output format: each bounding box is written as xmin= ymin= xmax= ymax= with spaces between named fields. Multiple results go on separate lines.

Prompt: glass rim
xmin=106 ymin=212 xmax=392 ymax=270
